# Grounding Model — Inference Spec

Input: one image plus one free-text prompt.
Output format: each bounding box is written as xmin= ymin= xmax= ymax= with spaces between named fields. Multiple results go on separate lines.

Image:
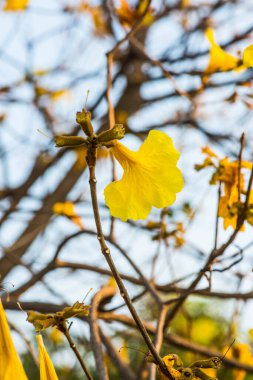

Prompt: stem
xmin=90 ymin=287 xmax=114 ymax=380
xmin=60 ymin=322 xmax=94 ymax=380
xmin=237 ymin=131 xmax=245 ymax=202
xmin=214 ymin=182 xmax=221 ymax=250
xmin=86 ymin=145 xmax=172 ymax=379
xmin=149 ymin=305 xmax=168 ymax=380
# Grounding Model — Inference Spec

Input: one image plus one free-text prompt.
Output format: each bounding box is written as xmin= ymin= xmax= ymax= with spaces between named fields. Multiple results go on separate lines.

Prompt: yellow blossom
xmin=162 ymin=355 xmax=182 ymax=379
xmin=0 ymin=300 xmax=28 ymax=380
xmin=225 ymin=343 xmax=253 ymax=380
xmin=243 ymin=44 xmax=253 ymax=68
xmin=214 ymin=158 xmax=244 ymax=230
xmin=147 ymin=353 xmax=182 ymax=379
xmin=35 ymin=87 xmax=70 ymax=102
xmin=104 ymin=130 xmax=183 ymax=221
xmin=3 ymin=0 xmax=29 ymax=11
xmin=181 ymin=0 xmax=190 ymax=7
xmin=196 ymin=147 xmax=253 ymax=230
xmin=219 ymin=194 xmax=241 ymax=230
xmin=116 ymin=0 xmax=153 ymax=27
xmin=201 ymin=145 xmax=218 ymax=158
xmin=48 ymin=328 xmax=63 ymax=345
xmin=36 ymin=335 xmax=59 ymax=380
xmin=205 ymin=28 xmax=239 ymax=73
xmin=52 ymin=201 xmax=84 ymax=230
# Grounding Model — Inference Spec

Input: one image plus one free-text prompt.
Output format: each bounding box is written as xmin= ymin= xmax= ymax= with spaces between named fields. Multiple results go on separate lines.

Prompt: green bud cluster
xmin=54 ymin=107 xmax=125 ymax=150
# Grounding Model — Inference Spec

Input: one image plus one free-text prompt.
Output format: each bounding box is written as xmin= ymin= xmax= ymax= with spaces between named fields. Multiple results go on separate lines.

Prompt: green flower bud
xmin=76 ymin=110 xmax=94 ymax=137
xmin=54 ymin=135 xmax=87 ymax=148
xmin=97 ymin=124 xmax=125 ymax=143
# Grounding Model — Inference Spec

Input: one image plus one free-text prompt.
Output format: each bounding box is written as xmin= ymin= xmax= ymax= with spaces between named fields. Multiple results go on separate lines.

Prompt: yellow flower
xmin=0 ymin=300 xmax=28 ymax=380
xmin=104 ymin=130 xmax=183 ymax=221
xmin=3 ymin=0 xmax=29 ymax=11
xmin=243 ymin=44 xmax=253 ymax=67
xmin=36 ymin=334 xmax=59 ymax=380
xmin=52 ymin=201 xmax=84 ymax=230
xmin=116 ymin=0 xmax=153 ymax=27
xmin=205 ymin=28 xmax=239 ymax=73
xmin=225 ymin=343 xmax=253 ymax=380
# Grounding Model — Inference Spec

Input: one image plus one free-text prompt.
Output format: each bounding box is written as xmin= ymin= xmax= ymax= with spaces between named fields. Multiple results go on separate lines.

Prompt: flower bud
xmin=97 ymin=124 xmax=125 ymax=143
xmin=76 ymin=110 xmax=94 ymax=137
xmin=54 ymin=135 xmax=87 ymax=147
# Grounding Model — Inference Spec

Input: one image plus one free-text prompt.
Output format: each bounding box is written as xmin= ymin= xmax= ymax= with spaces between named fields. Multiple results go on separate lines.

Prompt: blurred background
xmin=1 ymin=0 xmax=253 ymax=379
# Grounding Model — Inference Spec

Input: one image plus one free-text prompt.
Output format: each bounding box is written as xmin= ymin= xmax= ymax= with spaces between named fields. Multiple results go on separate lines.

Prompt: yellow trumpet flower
xmin=104 ymin=130 xmax=183 ymax=221
xmin=36 ymin=334 xmax=59 ymax=380
xmin=0 ymin=300 xmax=28 ymax=380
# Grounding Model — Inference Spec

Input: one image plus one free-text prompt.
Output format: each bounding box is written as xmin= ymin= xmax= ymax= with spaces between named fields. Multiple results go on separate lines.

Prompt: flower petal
xmin=0 ymin=300 xmax=28 ymax=380
xmin=243 ymin=44 xmax=253 ymax=68
xmin=4 ymin=0 xmax=29 ymax=11
xmin=205 ymin=28 xmax=239 ymax=73
xmin=104 ymin=130 xmax=183 ymax=221
xmin=36 ymin=334 xmax=59 ymax=380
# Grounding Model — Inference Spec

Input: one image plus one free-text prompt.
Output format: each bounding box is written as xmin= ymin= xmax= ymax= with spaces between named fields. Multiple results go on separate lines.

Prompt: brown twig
xmin=59 ymin=321 xmax=94 ymax=380
xmin=89 ymin=285 xmax=116 ymax=380
xmin=86 ymin=144 xmax=172 ymax=379
xmin=237 ymin=131 xmax=245 ymax=202
xmin=105 ymin=0 xmax=152 ymax=130
xmin=99 ymin=328 xmax=137 ymax=380
xmin=214 ymin=181 xmax=221 ymax=250
xmin=130 ymin=36 xmax=192 ymax=103
xmin=149 ymin=305 xmax=169 ymax=380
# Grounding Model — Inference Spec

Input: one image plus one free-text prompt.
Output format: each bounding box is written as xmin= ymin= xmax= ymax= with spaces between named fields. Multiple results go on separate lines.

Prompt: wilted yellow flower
xmin=162 ymin=354 xmax=183 ymax=379
xmin=243 ymin=44 xmax=253 ymax=68
xmin=104 ymin=130 xmax=183 ymax=221
xmin=0 ymin=300 xmax=28 ymax=380
xmin=36 ymin=335 xmax=59 ymax=380
xmin=147 ymin=353 xmax=182 ymax=379
xmin=116 ymin=0 xmax=153 ymax=27
xmin=201 ymin=145 xmax=218 ymax=158
xmin=205 ymin=28 xmax=239 ymax=73
xmin=196 ymin=147 xmax=253 ymax=230
xmin=3 ymin=0 xmax=29 ymax=11
xmin=219 ymin=194 xmax=241 ymax=230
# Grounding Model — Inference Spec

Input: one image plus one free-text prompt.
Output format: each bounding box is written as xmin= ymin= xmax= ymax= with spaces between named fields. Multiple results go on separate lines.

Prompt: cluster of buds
xmin=54 ymin=107 xmax=125 ymax=149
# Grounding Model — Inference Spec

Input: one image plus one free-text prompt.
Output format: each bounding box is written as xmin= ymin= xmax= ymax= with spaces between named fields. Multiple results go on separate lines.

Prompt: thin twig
xmin=100 ymin=328 xmax=137 ymax=380
xmin=105 ymin=0 xmax=152 ymax=129
xmin=130 ymin=36 xmax=192 ymax=103
xmin=86 ymin=144 xmax=172 ymax=379
xmin=90 ymin=285 xmax=116 ymax=380
xmin=237 ymin=131 xmax=245 ymax=202
xmin=214 ymin=181 xmax=221 ymax=250
xmin=149 ymin=305 xmax=168 ymax=380
xmin=59 ymin=322 xmax=94 ymax=380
